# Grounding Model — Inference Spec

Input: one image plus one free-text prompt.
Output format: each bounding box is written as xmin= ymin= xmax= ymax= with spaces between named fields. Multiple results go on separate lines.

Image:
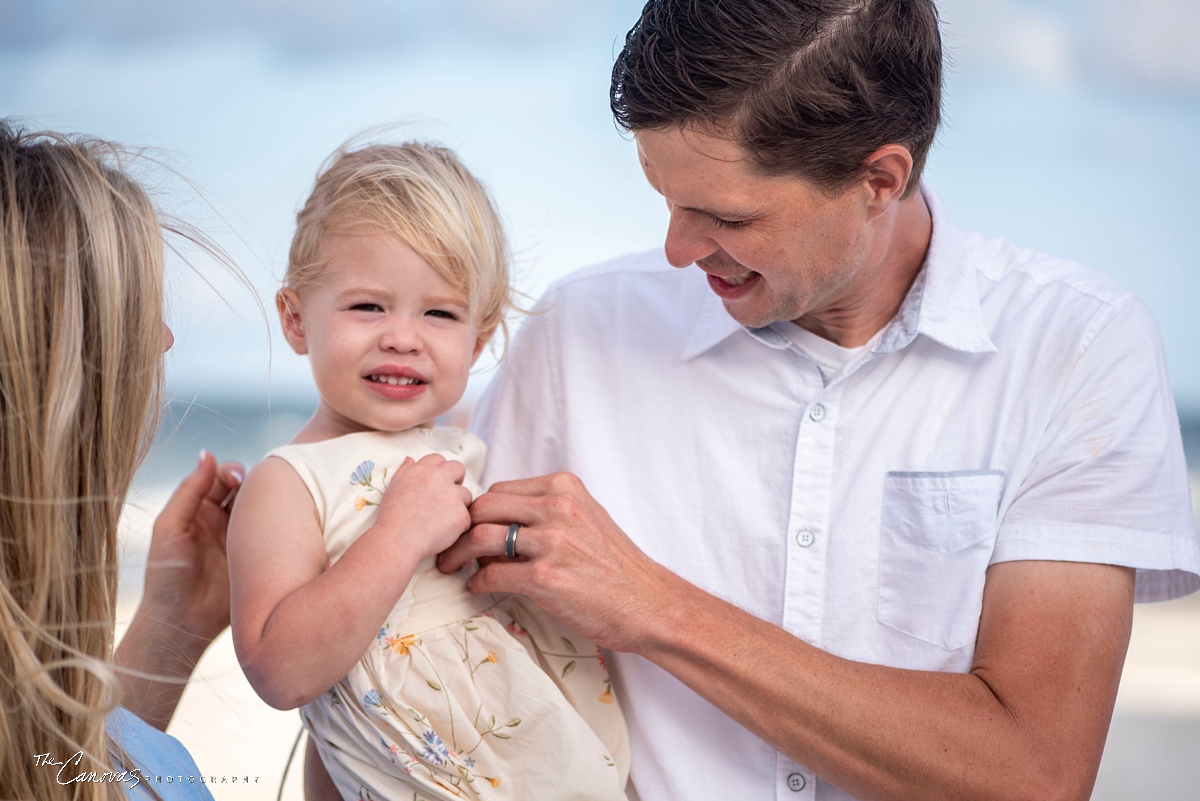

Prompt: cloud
xmin=0 ymin=0 xmax=646 ymax=53
xmin=1084 ymin=0 xmax=1200 ymax=89
xmin=940 ymin=0 xmax=1200 ymax=90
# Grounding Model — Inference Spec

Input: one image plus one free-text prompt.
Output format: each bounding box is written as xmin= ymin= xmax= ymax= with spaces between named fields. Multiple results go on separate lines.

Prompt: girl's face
xmin=279 ymin=232 xmax=486 ymax=439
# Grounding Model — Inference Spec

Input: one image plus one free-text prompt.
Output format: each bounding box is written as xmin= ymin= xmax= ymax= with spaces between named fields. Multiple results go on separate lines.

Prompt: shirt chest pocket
xmin=877 ymin=470 xmax=1004 ymax=651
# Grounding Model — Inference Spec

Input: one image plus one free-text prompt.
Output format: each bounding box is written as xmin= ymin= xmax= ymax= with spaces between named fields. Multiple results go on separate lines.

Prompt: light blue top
xmin=107 ymin=707 xmax=214 ymax=800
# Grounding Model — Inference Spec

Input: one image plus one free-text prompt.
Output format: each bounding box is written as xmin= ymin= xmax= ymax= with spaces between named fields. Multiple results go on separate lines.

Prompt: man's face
xmin=636 ymin=127 xmax=875 ymax=330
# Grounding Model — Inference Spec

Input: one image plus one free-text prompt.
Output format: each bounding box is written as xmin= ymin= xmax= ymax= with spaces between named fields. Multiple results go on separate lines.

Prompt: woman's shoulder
xmin=107 ymin=707 xmax=214 ymax=800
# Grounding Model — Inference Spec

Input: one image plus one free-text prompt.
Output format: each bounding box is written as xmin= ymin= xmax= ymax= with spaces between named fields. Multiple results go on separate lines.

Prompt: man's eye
xmin=710 ymin=216 xmax=749 ymax=229
xmin=426 ymin=309 xmax=458 ymax=321
xmin=350 ymin=303 xmax=383 ymax=312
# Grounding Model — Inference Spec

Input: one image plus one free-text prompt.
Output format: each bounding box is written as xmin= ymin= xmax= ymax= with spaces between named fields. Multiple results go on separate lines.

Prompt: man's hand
xmin=438 ymin=471 xmax=676 ymax=653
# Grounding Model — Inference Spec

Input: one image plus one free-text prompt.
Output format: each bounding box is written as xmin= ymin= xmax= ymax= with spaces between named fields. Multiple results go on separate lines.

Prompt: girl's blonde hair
xmin=0 ymin=122 xmax=166 ymax=801
xmin=287 ymin=139 xmax=518 ymax=348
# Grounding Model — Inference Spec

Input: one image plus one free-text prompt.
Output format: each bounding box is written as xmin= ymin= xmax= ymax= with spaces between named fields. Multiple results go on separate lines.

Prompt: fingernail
xmin=229 ymin=468 xmax=245 ymax=485
xmin=197 ymin=449 xmax=209 ymax=468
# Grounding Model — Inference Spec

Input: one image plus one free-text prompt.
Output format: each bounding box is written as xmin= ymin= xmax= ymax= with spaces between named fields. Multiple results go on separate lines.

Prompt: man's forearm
xmin=636 ymin=561 xmax=1133 ymax=801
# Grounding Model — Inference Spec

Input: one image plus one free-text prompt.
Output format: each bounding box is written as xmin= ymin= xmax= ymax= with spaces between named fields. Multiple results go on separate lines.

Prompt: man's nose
xmin=662 ymin=207 xmax=718 ymax=269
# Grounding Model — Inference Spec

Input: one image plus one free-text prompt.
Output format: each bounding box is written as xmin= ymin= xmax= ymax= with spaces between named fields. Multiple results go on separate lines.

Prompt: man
xmin=440 ymin=1 xmax=1200 ymax=799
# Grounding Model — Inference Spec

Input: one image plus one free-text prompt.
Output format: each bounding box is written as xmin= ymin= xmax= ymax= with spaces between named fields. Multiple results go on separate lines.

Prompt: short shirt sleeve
xmin=993 ymin=296 xmax=1200 ymax=601
xmin=472 ymin=292 xmax=568 ymax=487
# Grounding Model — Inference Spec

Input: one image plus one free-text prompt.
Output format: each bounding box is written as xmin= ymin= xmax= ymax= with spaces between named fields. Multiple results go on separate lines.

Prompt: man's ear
xmin=862 ymin=144 xmax=915 ymax=218
xmin=277 ymin=288 xmax=308 ymax=355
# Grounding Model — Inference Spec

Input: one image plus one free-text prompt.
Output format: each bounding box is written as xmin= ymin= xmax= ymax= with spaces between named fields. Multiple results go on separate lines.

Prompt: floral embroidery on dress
xmin=378 ymin=624 xmax=421 ymax=656
xmin=419 ymin=730 xmax=453 ymax=766
xmin=363 ymin=688 xmax=388 ymax=716
xmin=351 ymin=459 xmax=389 ymax=510
xmin=495 ymin=603 xmax=617 ymax=705
xmin=360 ymin=616 xmax=519 ymax=794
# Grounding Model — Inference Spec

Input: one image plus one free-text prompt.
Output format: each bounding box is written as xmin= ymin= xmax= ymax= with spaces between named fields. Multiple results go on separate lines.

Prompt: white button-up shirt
xmin=471 ymin=188 xmax=1200 ymax=801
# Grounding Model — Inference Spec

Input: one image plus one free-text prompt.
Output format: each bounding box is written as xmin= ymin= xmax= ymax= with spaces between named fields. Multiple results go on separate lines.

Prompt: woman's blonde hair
xmin=287 ymin=139 xmax=518 ymax=348
xmin=0 ymin=121 xmax=166 ymax=801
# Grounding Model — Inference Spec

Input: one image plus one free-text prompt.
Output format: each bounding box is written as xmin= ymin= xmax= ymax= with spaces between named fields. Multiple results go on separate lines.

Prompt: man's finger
xmin=465 ymin=559 xmax=531 ymax=596
xmin=481 ymin=472 xmax=577 ymax=498
xmin=469 ymin=491 xmax=549 ymax=527
xmin=438 ymin=522 xmax=526 ymax=573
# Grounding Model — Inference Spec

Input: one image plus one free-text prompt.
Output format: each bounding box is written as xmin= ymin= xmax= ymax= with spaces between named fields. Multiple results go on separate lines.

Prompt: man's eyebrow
xmin=679 ymin=204 xmax=755 ymax=220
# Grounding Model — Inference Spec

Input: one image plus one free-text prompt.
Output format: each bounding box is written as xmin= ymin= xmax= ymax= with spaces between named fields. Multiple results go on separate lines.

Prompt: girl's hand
xmin=373 ymin=453 xmax=473 ymax=557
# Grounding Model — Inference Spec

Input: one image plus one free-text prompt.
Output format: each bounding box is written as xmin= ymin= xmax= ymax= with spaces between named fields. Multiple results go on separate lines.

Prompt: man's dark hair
xmin=611 ymin=0 xmax=942 ymax=197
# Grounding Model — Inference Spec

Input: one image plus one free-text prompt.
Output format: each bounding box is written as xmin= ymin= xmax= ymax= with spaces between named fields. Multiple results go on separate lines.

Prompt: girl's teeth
xmin=370 ymin=375 xmax=419 ymax=386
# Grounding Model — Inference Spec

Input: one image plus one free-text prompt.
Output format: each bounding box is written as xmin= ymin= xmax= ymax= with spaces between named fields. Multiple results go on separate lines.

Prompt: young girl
xmin=227 ymin=141 xmax=627 ymax=801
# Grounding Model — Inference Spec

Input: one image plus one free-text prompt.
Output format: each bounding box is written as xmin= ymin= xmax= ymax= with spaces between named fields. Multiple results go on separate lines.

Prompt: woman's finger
xmin=156 ymin=451 xmax=218 ymax=533
xmin=213 ymin=460 xmax=246 ymax=510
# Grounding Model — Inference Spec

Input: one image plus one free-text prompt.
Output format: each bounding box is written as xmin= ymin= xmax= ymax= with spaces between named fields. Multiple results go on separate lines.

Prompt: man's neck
xmin=794 ymin=191 xmax=933 ymax=348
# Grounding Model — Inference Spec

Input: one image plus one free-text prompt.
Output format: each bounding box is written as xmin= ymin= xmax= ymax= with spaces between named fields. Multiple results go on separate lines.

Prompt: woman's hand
xmin=114 ymin=450 xmax=244 ymax=730
xmin=143 ymin=449 xmax=244 ymax=641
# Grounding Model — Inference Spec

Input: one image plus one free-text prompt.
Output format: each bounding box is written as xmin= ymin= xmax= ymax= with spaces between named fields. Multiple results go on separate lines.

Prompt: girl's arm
xmin=228 ymin=452 xmax=473 ymax=710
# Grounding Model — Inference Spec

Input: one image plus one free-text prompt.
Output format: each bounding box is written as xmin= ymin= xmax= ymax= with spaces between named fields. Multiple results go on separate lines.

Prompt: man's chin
xmin=719 ymin=298 xmax=779 ymax=330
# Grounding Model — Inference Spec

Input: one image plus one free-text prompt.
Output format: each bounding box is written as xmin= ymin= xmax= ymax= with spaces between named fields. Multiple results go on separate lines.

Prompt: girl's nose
xmin=379 ymin=317 xmax=421 ymax=353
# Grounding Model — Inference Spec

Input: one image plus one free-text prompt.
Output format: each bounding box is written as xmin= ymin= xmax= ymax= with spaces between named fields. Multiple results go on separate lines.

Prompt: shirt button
xmin=796 ymin=529 xmax=815 ymax=548
xmin=787 ymin=772 xmax=807 ymax=792
xmin=808 ymin=403 xmax=826 ymax=422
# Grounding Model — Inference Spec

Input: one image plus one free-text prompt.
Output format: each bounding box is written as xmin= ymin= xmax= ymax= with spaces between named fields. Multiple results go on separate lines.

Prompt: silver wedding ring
xmin=505 ymin=523 xmax=521 ymax=560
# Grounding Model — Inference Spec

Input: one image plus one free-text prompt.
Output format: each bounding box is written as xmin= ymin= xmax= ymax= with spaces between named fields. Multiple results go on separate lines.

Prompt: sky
xmin=2 ymin=0 xmax=1198 ymax=415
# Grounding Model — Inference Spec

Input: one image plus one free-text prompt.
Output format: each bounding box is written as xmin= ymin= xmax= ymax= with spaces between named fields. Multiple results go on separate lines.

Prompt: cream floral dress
xmin=267 ymin=428 xmax=628 ymax=801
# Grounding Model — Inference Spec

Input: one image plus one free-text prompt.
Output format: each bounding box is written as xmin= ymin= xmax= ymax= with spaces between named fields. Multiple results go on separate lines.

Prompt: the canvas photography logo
xmin=32 ymin=750 xmax=261 ymax=791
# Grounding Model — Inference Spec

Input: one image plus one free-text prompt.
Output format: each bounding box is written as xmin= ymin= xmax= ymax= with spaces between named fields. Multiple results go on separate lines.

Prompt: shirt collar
xmin=682 ymin=182 xmax=996 ymax=361
xmin=897 ymin=184 xmax=997 ymax=355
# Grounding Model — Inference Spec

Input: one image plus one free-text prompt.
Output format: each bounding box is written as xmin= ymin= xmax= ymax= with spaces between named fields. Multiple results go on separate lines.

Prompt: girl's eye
xmin=426 ymin=309 xmax=459 ymax=321
xmin=350 ymin=302 xmax=383 ymax=312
